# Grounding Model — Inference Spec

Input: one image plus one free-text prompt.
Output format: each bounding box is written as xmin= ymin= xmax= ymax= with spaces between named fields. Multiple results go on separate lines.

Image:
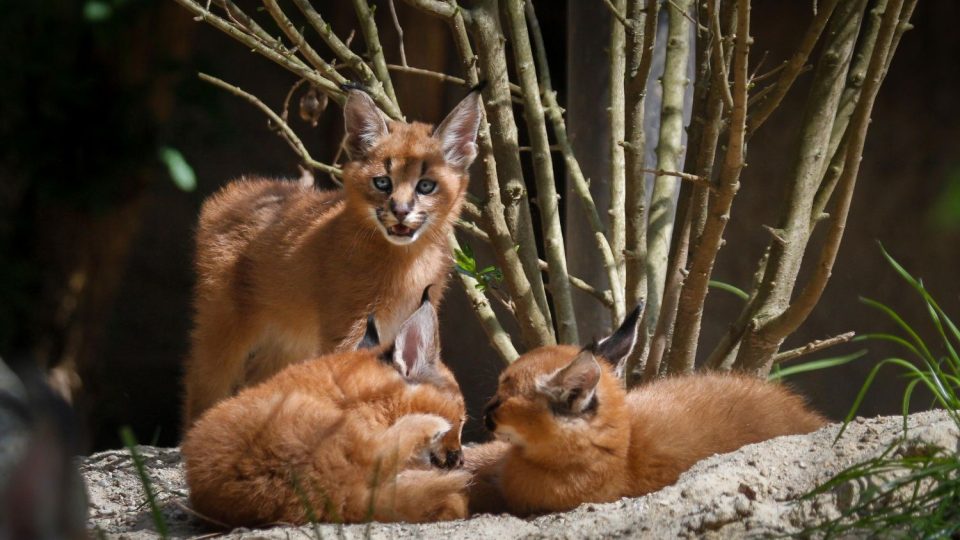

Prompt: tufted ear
xmin=541 ymin=350 xmax=601 ymax=414
xmin=343 ymin=89 xmax=388 ymax=160
xmin=391 ymin=292 xmax=440 ymax=379
xmin=594 ymin=302 xmax=643 ymax=367
xmin=433 ymin=90 xmax=482 ymax=170
xmin=357 ymin=315 xmax=380 ymax=350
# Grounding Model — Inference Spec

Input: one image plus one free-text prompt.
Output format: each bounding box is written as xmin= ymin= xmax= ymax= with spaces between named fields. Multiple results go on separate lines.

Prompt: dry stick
xmin=772 ymin=331 xmax=855 ymax=364
xmin=812 ymin=0 xmax=890 ymax=220
xmin=199 ymin=73 xmax=342 ymax=179
xmin=403 ymin=0 xmax=465 ymax=19
xmin=645 ymin=0 xmax=727 ymax=383
xmin=739 ymin=0 xmax=912 ymax=375
xmin=729 ymin=0 xmax=869 ymax=374
xmin=262 ymin=0 xmax=347 ymax=88
xmin=456 ymin=219 xmax=490 ymax=242
xmin=449 ymin=235 xmax=519 ymax=364
xmin=537 ymin=260 xmax=614 ymax=308
xmin=503 ymin=0 xmax=579 ymax=344
xmin=526 ymin=0 xmax=625 ymax=322
xmin=352 ymin=0 xmax=400 ymax=107
xmin=665 ymin=0 xmax=751 ymax=375
xmin=608 ymin=0 xmax=629 ymax=317
xmin=604 ymin=0 xmax=633 ymax=29
xmin=623 ymin=0 xmax=660 ymax=311
xmin=387 ymin=0 xmax=408 ymax=67
xmin=173 ymin=0 xmax=343 ymax=100
xmin=469 ymin=0 xmax=555 ymax=343
xmin=746 ymin=0 xmax=841 ymax=136
xmin=386 ymin=64 xmax=526 ymax=104
xmin=708 ymin=0 xmax=733 ymax=111
xmin=291 ymin=0 xmax=402 ymax=119
xmin=407 ymin=0 xmax=554 ymax=352
xmin=642 ymin=0 xmax=694 ymax=369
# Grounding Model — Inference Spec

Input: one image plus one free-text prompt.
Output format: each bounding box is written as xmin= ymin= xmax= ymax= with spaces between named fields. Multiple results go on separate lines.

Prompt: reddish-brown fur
xmin=181 ymin=314 xmax=469 ymax=526
xmin=472 ymin=344 xmax=827 ymax=515
xmin=182 ymin=91 xmax=481 ymax=425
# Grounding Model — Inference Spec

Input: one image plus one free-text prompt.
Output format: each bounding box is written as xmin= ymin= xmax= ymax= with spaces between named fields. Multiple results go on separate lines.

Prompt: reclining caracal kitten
xmin=182 ymin=294 xmax=471 ymax=526
xmin=183 ymin=88 xmax=482 ymax=425
xmin=469 ymin=305 xmax=827 ymax=515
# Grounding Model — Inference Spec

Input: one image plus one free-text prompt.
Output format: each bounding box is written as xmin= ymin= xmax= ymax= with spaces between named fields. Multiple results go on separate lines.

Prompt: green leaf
xmin=158 ymin=147 xmax=196 ymax=192
xmin=83 ymin=0 xmax=112 ymax=22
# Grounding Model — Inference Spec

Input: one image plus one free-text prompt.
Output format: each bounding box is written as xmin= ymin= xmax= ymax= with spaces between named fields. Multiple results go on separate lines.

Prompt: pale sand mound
xmin=82 ymin=410 xmax=958 ymax=539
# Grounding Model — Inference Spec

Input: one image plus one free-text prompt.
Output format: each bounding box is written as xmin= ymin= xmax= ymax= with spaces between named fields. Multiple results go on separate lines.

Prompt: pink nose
xmin=390 ymin=200 xmax=412 ymax=222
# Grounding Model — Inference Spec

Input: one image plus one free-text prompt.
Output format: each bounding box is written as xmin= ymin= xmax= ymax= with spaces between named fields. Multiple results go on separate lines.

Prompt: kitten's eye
xmin=416 ymin=179 xmax=437 ymax=195
xmin=372 ymin=176 xmax=392 ymax=193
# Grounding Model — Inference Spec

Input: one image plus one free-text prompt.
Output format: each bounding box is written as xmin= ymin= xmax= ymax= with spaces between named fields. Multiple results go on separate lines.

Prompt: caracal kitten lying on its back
xmin=183 ymin=88 xmax=482 ymax=425
xmin=182 ymin=293 xmax=470 ymax=526
xmin=469 ymin=305 xmax=827 ymax=515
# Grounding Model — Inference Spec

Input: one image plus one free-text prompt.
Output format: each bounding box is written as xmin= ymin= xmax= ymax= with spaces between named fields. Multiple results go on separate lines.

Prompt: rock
xmin=82 ymin=410 xmax=958 ymax=539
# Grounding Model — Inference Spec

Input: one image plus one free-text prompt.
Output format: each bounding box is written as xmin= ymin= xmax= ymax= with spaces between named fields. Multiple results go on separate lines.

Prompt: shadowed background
xmin=1 ymin=0 xmax=957 ymax=451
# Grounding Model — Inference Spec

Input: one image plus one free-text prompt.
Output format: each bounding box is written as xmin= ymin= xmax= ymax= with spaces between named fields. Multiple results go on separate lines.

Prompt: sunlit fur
xmin=181 ymin=346 xmax=468 ymax=526
xmin=472 ymin=345 xmax=828 ymax=516
xmin=182 ymin=96 xmax=477 ymax=426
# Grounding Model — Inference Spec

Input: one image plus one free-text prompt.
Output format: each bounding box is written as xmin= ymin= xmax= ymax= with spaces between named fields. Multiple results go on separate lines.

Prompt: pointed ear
xmin=542 ymin=350 xmax=602 ymax=414
xmin=343 ymin=89 xmax=388 ymax=160
xmin=433 ymin=90 xmax=482 ymax=170
xmin=392 ymin=299 xmax=440 ymax=379
xmin=357 ymin=315 xmax=380 ymax=350
xmin=595 ymin=302 xmax=643 ymax=366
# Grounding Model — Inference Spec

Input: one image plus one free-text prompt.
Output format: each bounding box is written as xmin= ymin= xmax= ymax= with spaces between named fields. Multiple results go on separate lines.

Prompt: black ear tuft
xmin=357 ymin=315 xmax=380 ymax=350
xmin=595 ymin=302 xmax=644 ymax=365
xmin=420 ymin=285 xmax=433 ymax=306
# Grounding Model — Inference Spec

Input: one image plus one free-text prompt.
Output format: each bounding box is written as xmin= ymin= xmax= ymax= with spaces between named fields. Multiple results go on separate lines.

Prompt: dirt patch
xmin=82 ymin=410 xmax=958 ymax=539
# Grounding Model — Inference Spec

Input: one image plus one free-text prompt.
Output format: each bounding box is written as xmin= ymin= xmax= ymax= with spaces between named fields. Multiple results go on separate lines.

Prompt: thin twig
xmin=352 ymin=0 xmax=400 ymax=106
xmin=387 ymin=0 xmax=408 ymax=67
xmin=640 ymin=168 xmax=715 ymax=190
xmin=281 ymin=78 xmax=309 ymax=124
xmin=199 ymin=73 xmax=342 ymax=180
xmin=772 ymin=332 xmax=856 ymax=364
xmin=456 ymin=219 xmax=490 ymax=242
xmin=538 ymin=260 xmax=614 ymax=308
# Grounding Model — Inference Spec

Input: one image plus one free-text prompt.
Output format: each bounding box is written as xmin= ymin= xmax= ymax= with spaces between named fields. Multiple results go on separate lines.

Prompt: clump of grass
xmin=802 ymin=245 xmax=960 ymax=538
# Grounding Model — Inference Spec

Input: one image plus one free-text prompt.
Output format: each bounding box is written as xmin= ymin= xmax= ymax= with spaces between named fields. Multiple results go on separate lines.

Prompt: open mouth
xmin=388 ymin=224 xmax=416 ymax=237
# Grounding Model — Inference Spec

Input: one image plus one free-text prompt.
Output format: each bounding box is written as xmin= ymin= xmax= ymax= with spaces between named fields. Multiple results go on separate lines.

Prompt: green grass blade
xmin=767 ymin=350 xmax=867 ymax=381
xmin=119 ymin=427 xmax=169 ymax=538
xmin=708 ymin=280 xmax=749 ymax=301
xmin=860 ymin=297 xmax=936 ymax=363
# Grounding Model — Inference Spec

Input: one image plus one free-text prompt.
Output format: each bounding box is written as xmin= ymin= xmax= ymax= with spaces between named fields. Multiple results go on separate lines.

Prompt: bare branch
xmin=352 ymin=0 xmax=400 ymax=106
xmin=528 ymin=0 xmax=624 ymax=322
xmin=402 ymin=0 xmax=468 ymax=20
xmin=503 ymin=0 xmax=579 ymax=344
xmin=387 ymin=0 xmax=408 ymax=67
xmin=746 ymin=0 xmax=841 ymax=135
xmin=603 ymin=0 xmax=632 ymax=29
xmin=640 ymin=168 xmax=714 ymax=190
xmin=538 ymin=261 xmax=614 ymax=308
xmin=262 ymin=0 xmax=347 ymax=89
xmin=290 ymin=0 xmax=402 ymax=119
xmin=470 ymin=0 xmax=554 ymax=342
xmin=623 ymin=0 xmax=660 ymax=310
xmin=772 ymin=332 xmax=855 ymax=364
xmin=456 ymin=219 xmax=490 ymax=243
xmin=199 ymin=73 xmax=342 ymax=180
xmin=643 ymin=0 xmax=694 ymax=364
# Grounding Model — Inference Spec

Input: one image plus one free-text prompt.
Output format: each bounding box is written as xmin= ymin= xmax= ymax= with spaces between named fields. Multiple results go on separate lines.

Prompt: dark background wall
xmin=1 ymin=0 xmax=957 ymax=451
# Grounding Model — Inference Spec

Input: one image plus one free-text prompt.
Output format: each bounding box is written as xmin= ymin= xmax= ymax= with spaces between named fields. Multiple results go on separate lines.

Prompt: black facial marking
xmin=420 ymin=285 xmax=432 ymax=305
xmin=421 ymin=161 xmax=428 ymax=176
xmin=385 ymin=157 xmax=392 ymax=173
xmin=378 ymin=344 xmax=397 ymax=365
xmin=357 ymin=315 xmax=380 ymax=350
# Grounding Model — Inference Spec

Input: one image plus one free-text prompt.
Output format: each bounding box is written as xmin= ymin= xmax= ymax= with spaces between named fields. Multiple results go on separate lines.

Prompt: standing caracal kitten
xmin=182 ymin=295 xmax=471 ymax=526
xmin=470 ymin=305 xmax=827 ymax=515
xmin=183 ymin=89 xmax=482 ymax=425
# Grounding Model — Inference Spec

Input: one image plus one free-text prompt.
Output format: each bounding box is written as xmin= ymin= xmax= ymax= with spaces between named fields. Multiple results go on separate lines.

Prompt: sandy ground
xmin=82 ymin=410 xmax=958 ymax=539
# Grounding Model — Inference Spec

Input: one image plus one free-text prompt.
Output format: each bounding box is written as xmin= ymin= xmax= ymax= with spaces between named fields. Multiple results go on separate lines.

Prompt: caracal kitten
xmin=183 ymin=89 xmax=482 ymax=424
xmin=182 ymin=294 xmax=470 ymax=526
xmin=469 ymin=305 xmax=827 ymax=515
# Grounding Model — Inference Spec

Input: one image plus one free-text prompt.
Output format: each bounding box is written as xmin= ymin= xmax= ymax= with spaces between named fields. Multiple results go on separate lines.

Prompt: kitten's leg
xmin=371 ymin=469 xmax=471 ymax=523
xmin=372 ymin=414 xmax=451 ymax=479
xmin=182 ymin=310 xmax=257 ymax=428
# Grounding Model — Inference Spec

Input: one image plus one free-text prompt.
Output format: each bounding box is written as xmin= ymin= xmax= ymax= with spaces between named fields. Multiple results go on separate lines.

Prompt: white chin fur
xmin=370 ymin=209 xmax=428 ymax=246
